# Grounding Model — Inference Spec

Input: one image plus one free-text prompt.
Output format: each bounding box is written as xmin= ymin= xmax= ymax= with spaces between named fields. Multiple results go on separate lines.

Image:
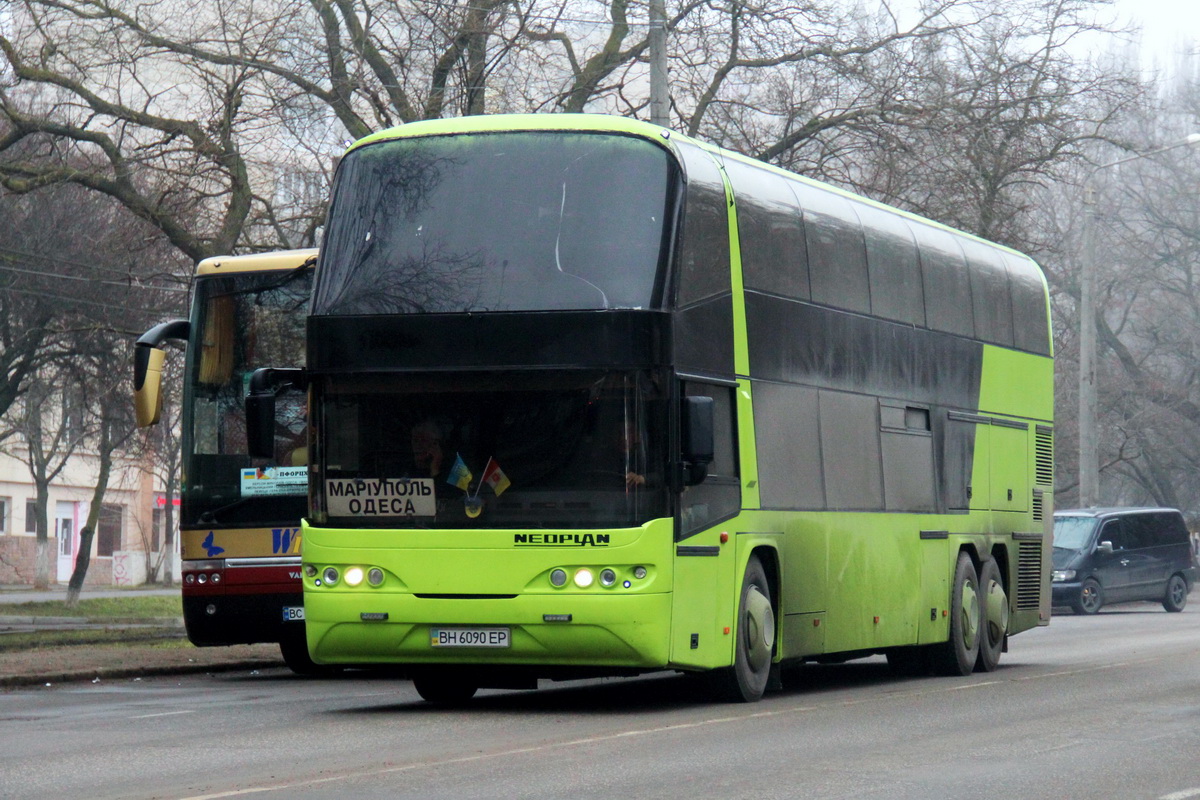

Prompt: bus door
xmin=670 ymin=382 xmax=742 ymax=668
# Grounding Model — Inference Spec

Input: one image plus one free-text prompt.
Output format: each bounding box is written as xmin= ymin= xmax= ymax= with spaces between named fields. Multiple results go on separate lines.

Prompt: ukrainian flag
xmin=447 ymin=453 xmax=473 ymax=491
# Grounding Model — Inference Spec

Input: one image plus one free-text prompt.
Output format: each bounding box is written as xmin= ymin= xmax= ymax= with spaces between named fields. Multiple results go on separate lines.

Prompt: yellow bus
xmin=135 ymin=249 xmax=319 ymax=673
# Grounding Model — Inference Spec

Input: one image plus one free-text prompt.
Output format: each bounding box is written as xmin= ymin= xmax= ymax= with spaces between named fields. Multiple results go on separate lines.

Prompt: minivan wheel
xmin=1072 ymin=578 xmax=1103 ymax=615
xmin=1162 ymin=574 xmax=1188 ymax=612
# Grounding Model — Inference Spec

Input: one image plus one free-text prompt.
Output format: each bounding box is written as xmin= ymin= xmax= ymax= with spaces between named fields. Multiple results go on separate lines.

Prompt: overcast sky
xmin=1111 ymin=0 xmax=1198 ymax=69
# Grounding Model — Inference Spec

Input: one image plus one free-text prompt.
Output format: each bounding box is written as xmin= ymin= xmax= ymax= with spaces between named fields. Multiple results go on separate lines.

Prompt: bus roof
xmin=197 ymin=248 xmax=318 ymax=276
xmin=348 ymin=113 xmax=673 ymax=154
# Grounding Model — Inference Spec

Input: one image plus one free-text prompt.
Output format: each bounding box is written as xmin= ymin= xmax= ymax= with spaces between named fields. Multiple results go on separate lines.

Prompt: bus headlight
xmin=304 ymin=564 xmax=318 ymax=578
xmin=367 ymin=568 xmax=384 ymax=586
xmin=344 ymin=567 xmax=364 ymax=587
xmin=550 ymin=568 xmax=568 ymax=587
xmin=323 ymin=567 xmax=340 ymax=585
xmin=633 ymin=566 xmax=647 ymax=580
xmin=599 ymin=568 xmax=617 ymax=587
xmin=573 ymin=568 xmax=594 ymax=588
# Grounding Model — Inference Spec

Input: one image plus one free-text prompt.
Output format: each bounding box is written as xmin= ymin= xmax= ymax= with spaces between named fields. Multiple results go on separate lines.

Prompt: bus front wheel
xmin=412 ymin=673 xmax=479 ymax=705
xmin=713 ymin=554 xmax=775 ymax=703
xmin=279 ymin=632 xmax=341 ymax=677
xmin=932 ymin=552 xmax=981 ymax=676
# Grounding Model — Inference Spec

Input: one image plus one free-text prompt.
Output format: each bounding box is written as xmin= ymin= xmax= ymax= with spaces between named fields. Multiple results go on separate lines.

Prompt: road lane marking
xmin=1161 ymin=789 xmax=1200 ymax=800
xmin=176 ymin=653 xmax=1188 ymax=799
xmin=131 ymin=710 xmax=196 ymax=719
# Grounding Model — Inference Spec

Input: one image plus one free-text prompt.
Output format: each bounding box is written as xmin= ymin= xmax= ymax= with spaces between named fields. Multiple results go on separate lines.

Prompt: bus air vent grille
xmin=1016 ymin=541 xmax=1042 ymax=610
xmin=1035 ymin=428 xmax=1054 ymax=486
xmin=1032 ymin=491 xmax=1043 ymax=521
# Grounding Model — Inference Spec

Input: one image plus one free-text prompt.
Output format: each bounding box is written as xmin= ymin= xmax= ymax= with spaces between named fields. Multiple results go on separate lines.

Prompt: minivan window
xmin=1099 ymin=519 xmax=1129 ymax=550
xmin=1053 ymin=516 xmax=1096 ymax=550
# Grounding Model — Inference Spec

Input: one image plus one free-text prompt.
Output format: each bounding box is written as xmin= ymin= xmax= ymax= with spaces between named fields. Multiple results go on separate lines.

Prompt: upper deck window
xmin=314 ymin=132 xmax=673 ymax=315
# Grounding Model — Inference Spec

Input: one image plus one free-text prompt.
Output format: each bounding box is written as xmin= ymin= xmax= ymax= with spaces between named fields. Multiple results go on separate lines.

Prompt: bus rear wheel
xmin=931 ymin=552 xmax=981 ymax=676
xmin=412 ymin=673 xmax=479 ymax=704
xmin=713 ymin=554 xmax=775 ymax=703
xmin=975 ymin=559 xmax=1008 ymax=673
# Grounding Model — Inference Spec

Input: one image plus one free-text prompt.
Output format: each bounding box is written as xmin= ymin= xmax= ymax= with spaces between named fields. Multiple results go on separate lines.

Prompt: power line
xmin=0 ymin=263 xmax=187 ymax=293
xmin=0 ymin=245 xmax=188 ymax=287
xmin=1 ymin=285 xmax=185 ymax=315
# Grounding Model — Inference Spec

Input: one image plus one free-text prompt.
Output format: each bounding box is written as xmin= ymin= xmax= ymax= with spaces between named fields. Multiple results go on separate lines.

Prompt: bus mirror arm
xmin=681 ymin=396 xmax=715 ymax=487
xmin=245 ymin=367 xmax=308 ymax=460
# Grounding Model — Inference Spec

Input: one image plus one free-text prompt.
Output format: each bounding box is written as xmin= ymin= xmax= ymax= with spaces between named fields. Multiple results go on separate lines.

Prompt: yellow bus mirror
xmin=133 ymin=319 xmax=190 ymax=428
xmin=134 ymin=347 xmax=166 ymax=427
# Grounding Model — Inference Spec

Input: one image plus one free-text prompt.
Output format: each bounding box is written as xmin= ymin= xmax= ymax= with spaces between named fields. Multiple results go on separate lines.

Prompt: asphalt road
xmin=4 ymin=601 xmax=1200 ymax=800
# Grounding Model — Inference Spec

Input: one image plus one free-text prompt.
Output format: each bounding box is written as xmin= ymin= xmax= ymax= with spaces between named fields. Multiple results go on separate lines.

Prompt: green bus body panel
xmin=304 ymin=114 xmax=1054 ymax=676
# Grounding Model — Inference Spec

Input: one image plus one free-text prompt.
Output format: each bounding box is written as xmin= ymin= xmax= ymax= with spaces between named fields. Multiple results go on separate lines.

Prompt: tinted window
xmin=792 ymin=182 xmax=870 ymax=314
xmin=857 ymin=204 xmax=925 ymax=327
xmin=680 ymin=382 xmax=740 ymax=536
xmin=675 ymin=143 xmax=731 ymax=308
xmin=913 ymin=224 xmax=974 ymax=338
xmin=1100 ymin=519 xmax=1129 ymax=550
xmin=725 ymin=158 xmax=809 ymax=300
xmin=962 ymin=239 xmax=1014 ymax=347
xmin=1005 ymin=252 xmax=1051 ymax=356
xmin=315 ymin=132 xmax=671 ymax=315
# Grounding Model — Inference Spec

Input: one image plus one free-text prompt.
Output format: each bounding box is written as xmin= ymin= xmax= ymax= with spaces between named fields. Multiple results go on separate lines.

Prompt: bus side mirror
xmin=133 ymin=319 xmax=190 ymax=428
xmin=682 ymin=396 xmax=714 ymax=486
xmin=245 ymin=367 xmax=307 ymax=459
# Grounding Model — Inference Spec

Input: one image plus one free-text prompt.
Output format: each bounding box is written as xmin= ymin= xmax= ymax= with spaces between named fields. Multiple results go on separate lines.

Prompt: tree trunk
xmin=66 ymin=416 xmax=115 ymax=606
xmin=32 ymin=488 xmax=51 ymax=590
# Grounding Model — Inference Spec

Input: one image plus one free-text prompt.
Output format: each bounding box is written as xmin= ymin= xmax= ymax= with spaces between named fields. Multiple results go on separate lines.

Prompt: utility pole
xmin=649 ymin=0 xmax=668 ymax=127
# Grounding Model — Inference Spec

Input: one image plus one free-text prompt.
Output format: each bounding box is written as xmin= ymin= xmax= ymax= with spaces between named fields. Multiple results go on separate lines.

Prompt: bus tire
xmin=413 ymin=674 xmax=478 ymax=704
xmin=279 ymin=633 xmax=341 ymax=677
xmin=975 ymin=559 xmax=1008 ymax=673
xmin=932 ymin=552 xmax=981 ymax=676
xmin=713 ymin=554 xmax=775 ymax=703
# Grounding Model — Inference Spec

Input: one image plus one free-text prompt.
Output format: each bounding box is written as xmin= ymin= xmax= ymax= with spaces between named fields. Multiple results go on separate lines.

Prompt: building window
xmin=97 ymin=504 xmax=123 ymax=557
xmin=0 ymin=497 xmax=8 ymax=533
xmin=25 ymin=499 xmax=37 ymax=534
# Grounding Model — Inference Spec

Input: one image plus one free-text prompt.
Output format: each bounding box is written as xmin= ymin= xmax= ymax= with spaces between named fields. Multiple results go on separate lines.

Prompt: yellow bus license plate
xmin=430 ymin=627 xmax=511 ymax=648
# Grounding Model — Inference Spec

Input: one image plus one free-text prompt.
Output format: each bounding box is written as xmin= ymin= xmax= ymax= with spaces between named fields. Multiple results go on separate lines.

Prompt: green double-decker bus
xmin=252 ymin=113 xmax=1053 ymax=703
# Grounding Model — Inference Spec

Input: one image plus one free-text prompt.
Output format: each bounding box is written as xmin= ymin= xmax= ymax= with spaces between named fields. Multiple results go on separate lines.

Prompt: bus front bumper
xmin=305 ymin=591 xmax=673 ymax=669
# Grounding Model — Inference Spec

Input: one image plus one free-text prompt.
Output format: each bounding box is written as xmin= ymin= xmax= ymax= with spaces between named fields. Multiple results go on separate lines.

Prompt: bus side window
xmin=679 ymin=382 xmax=740 ymax=538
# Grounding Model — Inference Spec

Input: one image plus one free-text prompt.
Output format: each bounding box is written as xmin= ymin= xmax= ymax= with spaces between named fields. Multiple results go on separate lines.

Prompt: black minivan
xmin=1052 ymin=507 xmax=1197 ymax=615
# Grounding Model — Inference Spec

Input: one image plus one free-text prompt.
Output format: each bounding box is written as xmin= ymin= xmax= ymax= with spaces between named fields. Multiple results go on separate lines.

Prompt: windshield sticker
xmin=326 ymin=478 xmax=436 ymax=517
xmin=240 ymin=466 xmax=307 ymax=497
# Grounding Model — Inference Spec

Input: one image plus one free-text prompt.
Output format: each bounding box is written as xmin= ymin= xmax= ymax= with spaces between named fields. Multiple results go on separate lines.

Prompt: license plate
xmin=430 ymin=627 xmax=510 ymax=648
xmin=282 ymin=606 xmax=305 ymax=622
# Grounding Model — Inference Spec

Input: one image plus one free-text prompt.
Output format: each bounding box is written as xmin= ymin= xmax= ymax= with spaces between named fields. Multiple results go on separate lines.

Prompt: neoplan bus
xmin=248 ymin=114 xmax=1054 ymax=702
xmin=135 ymin=249 xmax=320 ymax=674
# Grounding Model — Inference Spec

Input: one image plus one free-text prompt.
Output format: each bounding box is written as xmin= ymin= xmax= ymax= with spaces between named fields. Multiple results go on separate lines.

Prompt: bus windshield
xmin=316 ymin=369 xmax=669 ymax=529
xmin=313 ymin=132 xmax=672 ymax=315
xmin=183 ymin=268 xmax=311 ymax=528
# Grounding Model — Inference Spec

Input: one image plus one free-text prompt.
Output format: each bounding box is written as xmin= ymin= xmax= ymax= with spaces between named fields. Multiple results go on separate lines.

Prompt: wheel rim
xmin=1081 ymin=583 xmax=1101 ymax=612
xmin=743 ymin=585 xmax=775 ymax=673
xmin=1170 ymin=577 xmax=1186 ymax=606
xmin=959 ymin=576 xmax=980 ymax=649
xmin=984 ymin=577 xmax=1009 ymax=644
